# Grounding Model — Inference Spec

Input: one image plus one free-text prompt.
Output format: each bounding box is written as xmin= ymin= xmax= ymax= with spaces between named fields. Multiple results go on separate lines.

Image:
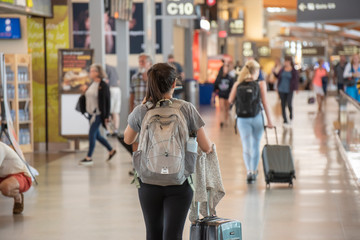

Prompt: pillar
xmin=116 ymin=20 xmax=129 ymax=134
xmin=244 ymin=0 xmax=263 ymax=39
xmin=89 ymin=0 xmax=105 ymax=66
xmin=144 ymin=0 xmax=156 ymax=62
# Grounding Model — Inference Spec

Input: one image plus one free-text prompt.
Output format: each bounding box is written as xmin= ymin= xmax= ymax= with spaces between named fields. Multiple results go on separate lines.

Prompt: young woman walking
xmin=312 ymin=59 xmax=328 ymax=112
xmin=213 ymin=63 xmax=234 ymax=128
xmin=124 ymin=63 xmax=212 ymax=240
xmin=273 ymin=56 xmax=299 ymax=126
xmin=229 ymin=60 xmax=274 ymax=183
xmin=79 ymin=64 xmax=116 ymax=165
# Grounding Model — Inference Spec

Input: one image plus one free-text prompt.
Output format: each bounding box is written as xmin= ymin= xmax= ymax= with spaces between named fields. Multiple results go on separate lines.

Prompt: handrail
xmin=339 ymin=90 xmax=360 ymax=111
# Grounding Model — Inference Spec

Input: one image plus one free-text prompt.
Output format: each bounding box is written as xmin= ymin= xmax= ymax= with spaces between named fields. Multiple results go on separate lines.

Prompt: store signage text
xmin=166 ymin=0 xmax=194 ymax=17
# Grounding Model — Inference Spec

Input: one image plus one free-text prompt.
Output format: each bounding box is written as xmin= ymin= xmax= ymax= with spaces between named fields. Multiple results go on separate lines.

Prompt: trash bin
xmin=184 ymin=79 xmax=199 ymax=109
xmin=199 ymin=83 xmax=214 ymax=105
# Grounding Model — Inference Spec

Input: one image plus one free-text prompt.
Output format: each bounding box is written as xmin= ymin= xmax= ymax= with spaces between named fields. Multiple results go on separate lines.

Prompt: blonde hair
xmin=236 ymin=59 xmax=260 ymax=83
xmin=90 ymin=64 xmax=107 ymax=79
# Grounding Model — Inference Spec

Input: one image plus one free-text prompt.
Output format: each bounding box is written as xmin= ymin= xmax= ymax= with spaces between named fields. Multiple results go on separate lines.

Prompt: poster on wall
xmin=129 ymin=2 xmax=162 ymax=54
xmin=72 ymin=2 xmax=162 ymax=55
xmin=58 ymin=49 xmax=93 ymax=94
xmin=72 ymin=3 xmax=116 ymax=54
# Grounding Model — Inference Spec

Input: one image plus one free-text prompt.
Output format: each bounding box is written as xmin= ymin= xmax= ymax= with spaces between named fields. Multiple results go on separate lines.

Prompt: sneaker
xmin=107 ymin=150 xmax=117 ymax=161
xmin=252 ymin=171 xmax=259 ymax=181
xmin=79 ymin=158 xmax=93 ymax=166
xmin=13 ymin=193 xmax=24 ymax=214
xmin=247 ymin=173 xmax=253 ymax=183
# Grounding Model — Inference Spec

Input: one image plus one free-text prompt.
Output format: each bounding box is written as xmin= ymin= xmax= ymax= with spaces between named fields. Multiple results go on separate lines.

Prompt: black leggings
xmin=138 ymin=180 xmax=193 ymax=240
xmin=279 ymin=92 xmax=293 ymax=123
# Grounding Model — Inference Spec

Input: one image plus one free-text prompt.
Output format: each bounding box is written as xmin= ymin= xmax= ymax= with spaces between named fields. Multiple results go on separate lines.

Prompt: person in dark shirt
xmin=168 ymin=54 xmax=185 ymax=99
xmin=213 ymin=63 xmax=234 ymax=128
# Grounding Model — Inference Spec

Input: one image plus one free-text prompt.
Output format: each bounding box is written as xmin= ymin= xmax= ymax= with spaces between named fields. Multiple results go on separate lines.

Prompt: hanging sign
xmin=297 ymin=0 xmax=360 ymax=22
xmin=166 ymin=0 xmax=194 ymax=17
xmin=302 ymin=46 xmax=325 ymax=57
xmin=334 ymin=45 xmax=360 ymax=56
xmin=228 ymin=19 xmax=244 ymax=36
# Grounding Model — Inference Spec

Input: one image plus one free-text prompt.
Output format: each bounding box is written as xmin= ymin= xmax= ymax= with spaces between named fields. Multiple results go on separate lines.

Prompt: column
xmin=244 ymin=0 xmax=263 ymax=39
xmin=162 ymin=19 xmax=174 ymax=62
xmin=89 ymin=0 xmax=105 ymax=66
xmin=144 ymin=0 xmax=156 ymax=62
xmin=116 ymin=20 xmax=129 ymax=134
xmin=184 ymin=20 xmax=194 ymax=79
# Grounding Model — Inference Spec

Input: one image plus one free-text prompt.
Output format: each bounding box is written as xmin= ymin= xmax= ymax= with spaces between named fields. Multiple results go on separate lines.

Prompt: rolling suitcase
xmin=262 ymin=126 xmax=296 ymax=187
xmin=190 ymin=192 xmax=242 ymax=240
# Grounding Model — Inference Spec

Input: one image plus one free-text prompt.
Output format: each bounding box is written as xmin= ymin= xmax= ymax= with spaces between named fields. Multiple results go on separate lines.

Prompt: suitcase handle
xmin=264 ymin=126 xmax=278 ymax=145
xmin=195 ymin=190 xmax=211 ymax=220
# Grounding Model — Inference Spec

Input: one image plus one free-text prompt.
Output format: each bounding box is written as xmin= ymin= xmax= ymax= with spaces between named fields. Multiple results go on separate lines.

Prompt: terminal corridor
xmin=1 ymin=92 xmax=360 ymax=240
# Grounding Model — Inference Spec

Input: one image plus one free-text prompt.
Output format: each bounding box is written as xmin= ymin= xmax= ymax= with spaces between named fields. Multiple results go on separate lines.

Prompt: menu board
xmin=58 ymin=49 xmax=93 ymax=94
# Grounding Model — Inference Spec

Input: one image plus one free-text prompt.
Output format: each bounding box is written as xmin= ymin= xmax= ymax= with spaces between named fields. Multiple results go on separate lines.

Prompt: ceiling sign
xmin=257 ymin=45 xmax=271 ymax=57
xmin=228 ymin=19 xmax=244 ymax=37
xmin=302 ymin=46 xmax=325 ymax=57
xmin=166 ymin=0 xmax=194 ymax=17
xmin=297 ymin=0 xmax=360 ymax=23
xmin=334 ymin=45 xmax=360 ymax=56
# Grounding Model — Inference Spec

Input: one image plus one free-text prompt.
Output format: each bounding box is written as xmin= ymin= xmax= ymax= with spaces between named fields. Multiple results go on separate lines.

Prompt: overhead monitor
xmin=0 ymin=18 xmax=21 ymax=39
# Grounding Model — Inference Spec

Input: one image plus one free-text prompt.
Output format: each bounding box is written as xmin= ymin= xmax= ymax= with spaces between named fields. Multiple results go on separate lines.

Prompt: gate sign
xmin=297 ymin=0 xmax=360 ymax=22
xmin=302 ymin=46 xmax=325 ymax=57
xmin=166 ymin=0 xmax=194 ymax=17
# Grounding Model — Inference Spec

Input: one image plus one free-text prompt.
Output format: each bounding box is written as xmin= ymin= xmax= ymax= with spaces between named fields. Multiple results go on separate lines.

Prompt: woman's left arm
xmin=124 ymin=125 xmax=138 ymax=145
xmin=259 ymin=81 xmax=274 ymax=128
xmin=228 ymin=81 xmax=239 ymax=104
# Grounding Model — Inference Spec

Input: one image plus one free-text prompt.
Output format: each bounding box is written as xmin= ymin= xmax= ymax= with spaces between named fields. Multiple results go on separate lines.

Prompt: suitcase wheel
xmin=289 ymin=182 xmax=293 ymax=188
xmin=266 ymin=182 xmax=270 ymax=188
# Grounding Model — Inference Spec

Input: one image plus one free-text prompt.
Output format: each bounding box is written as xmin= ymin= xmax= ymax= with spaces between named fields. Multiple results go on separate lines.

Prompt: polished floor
xmin=1 ymin=92 xmax=360 ymax=240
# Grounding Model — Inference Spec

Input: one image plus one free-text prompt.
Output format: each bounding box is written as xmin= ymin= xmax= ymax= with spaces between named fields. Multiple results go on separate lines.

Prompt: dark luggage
xmin=190 ymin=192 xmax=242 ymax=240
xmin=262 ymin=127 xmax=296 ymax=187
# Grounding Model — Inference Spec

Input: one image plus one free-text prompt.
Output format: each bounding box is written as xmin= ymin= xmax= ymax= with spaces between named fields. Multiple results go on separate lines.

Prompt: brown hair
xmin=285 ymin=56 xmax=295 ymax=69
xmin=145 ymin=63 xmax=177 ymax=108
xmin=90 ymin=64 xmax=107 ymax=79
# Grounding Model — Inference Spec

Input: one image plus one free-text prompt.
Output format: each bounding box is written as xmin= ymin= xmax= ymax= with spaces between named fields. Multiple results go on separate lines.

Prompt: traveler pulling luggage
xmin=262 ymin=126 xmax=296 ymax=187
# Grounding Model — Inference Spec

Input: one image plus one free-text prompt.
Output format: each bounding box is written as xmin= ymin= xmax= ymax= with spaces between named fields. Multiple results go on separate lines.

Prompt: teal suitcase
xmin=190 ymin=216 xmax=242 ymax=240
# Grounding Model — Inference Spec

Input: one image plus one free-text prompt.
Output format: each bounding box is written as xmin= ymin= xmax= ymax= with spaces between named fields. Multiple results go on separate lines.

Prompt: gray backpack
xmin=133 ymin=99 xmax=196 ymax=186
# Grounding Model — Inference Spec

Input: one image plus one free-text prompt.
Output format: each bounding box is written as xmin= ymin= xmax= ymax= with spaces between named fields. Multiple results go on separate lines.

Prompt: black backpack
xmin=235 ymin=80 xmax=261 ymax=118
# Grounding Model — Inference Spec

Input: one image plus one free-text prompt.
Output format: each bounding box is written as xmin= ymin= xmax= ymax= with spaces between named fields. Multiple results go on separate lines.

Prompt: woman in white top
xmin=80 ymin=64 xmax=116 ymax=165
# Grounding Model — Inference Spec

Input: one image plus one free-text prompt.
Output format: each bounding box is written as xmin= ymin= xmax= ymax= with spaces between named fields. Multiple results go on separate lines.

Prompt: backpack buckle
xmin=156 ymin=99 xmax=173 ymax=108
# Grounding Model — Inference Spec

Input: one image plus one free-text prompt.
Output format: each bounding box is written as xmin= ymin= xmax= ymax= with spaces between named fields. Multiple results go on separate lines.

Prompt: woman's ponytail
xmin=236 ymin=59 xmax=260 ymax=83
xmin=145 ymin=63 xmax=177 ymax=108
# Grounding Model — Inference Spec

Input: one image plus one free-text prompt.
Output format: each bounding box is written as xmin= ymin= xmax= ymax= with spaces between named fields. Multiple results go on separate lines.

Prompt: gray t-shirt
xmin=128 ymin=99 xmax=205 ymax=134
xmin=106 ymin=64 xmax=120 ymax=87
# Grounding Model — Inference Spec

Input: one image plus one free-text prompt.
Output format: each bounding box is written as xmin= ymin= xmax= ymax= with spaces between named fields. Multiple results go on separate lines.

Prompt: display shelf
xmin=4 ymin=54 xmax=34 ymax=152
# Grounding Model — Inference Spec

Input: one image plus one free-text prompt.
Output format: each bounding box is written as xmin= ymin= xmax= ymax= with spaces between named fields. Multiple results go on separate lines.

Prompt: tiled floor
xmin=1 ymin=92 xmax=360 ymax=240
